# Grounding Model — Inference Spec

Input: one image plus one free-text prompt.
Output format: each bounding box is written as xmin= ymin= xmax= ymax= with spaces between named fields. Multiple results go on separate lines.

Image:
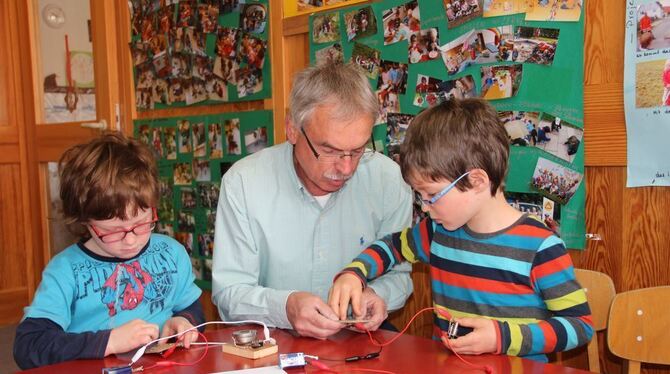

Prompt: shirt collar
xmin=281 ymin=141 xmax=305 ymax=192
xmin=76 ymin=237 xmax=151 ymax=263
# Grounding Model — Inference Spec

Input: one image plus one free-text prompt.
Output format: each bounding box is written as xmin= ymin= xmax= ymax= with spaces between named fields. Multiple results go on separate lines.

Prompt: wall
xmin=575 ymin=2 xmax=670 ymax=371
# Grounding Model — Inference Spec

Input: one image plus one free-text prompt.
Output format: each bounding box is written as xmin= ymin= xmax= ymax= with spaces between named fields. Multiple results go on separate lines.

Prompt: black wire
xmin=317 ymin=345 xmax=383 ymax=362
xmin=317 ymin=332 xmax=384 ymax=362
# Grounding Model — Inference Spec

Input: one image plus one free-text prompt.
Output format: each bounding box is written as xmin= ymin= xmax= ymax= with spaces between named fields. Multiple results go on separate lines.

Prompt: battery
xmin=278 ymin=352 xmax=306 ymax=369
xmin=101 ymin=365 xmax=132 ymax=374
xmin=446 ymin=320 xmax=474 ymax=339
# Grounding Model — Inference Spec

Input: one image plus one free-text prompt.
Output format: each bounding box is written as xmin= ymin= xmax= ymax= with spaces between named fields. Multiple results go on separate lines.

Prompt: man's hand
xmin=286 ymin=291 xmax=343 ymax=339
xmin=440 ymin=317 xmax=498 ymax=355
xmin=328 ymin=273 xmax=365 ymax=321
xmin=161 ymin=316 xmax=198 ymax=348
xmin=348 ymin=287 xmax=388 ymax=332
xmin=105 ymin=319 xmax=159 ymax=356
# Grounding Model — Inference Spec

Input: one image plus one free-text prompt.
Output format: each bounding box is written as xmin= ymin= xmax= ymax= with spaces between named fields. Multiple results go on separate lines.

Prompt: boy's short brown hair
xmin=59 ymin=132 xmax=158 ymax=235
xmin=400 ymin=98 xmax=509 ymax=196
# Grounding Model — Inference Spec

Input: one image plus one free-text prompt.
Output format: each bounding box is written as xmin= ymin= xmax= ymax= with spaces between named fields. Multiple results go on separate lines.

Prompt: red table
xmin=20 ymin=325 xmax=591 ymax=373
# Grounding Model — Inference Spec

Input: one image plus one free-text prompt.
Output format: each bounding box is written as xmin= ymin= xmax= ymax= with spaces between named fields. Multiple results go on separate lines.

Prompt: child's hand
xmin=161 ymin=316 xmax=198 ymax=348
xmin=440 ymin=317 xmax=498 ymax=355
xmin=347 ymin=287 xmax=388 ymax=332
xmin=544 ymin=217 xmax=559 ymax=233
xmin=328 ymin=273 xmax=364 ymax=321
xmin=105 ymin=319 xmax=159 ymax=356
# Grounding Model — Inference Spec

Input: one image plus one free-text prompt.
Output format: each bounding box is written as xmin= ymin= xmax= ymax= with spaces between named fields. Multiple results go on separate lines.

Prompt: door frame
xmin=16 ymin=0 xmax=132 ymax=305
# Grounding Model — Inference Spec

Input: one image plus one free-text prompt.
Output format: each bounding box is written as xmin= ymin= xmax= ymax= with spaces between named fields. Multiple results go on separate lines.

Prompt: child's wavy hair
xmin=400 ymin=98 xmax=509 ymax=196
xmin=58 ymin=132 xmax=159 ymax=236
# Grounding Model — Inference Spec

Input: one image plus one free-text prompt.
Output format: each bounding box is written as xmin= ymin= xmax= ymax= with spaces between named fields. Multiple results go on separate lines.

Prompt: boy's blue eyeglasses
xmin=414 ymin=172 xmax=470 ymax=206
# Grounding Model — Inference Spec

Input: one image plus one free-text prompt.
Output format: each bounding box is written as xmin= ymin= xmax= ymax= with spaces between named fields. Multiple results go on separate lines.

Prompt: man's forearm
xmin=212 ymin=283 xmax=295 ymax=329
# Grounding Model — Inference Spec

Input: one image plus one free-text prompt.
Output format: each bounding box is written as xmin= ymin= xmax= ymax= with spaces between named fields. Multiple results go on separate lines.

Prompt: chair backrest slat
xmin=574 ymin=269 xmax=615 ymax=331
xmin=573 ymin=269 xmax=615 ymax=373
xmin=607 ymin=286 xmax=670 ymax=367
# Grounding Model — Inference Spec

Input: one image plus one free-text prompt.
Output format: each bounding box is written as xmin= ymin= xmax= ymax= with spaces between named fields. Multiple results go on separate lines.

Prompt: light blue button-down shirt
xmin=212 ymin=142 xmax=413 ymax=328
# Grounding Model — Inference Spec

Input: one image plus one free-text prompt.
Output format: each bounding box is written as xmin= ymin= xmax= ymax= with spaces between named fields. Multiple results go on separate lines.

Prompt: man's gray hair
xmin=288 ymin=63 xmax=380 ymax=129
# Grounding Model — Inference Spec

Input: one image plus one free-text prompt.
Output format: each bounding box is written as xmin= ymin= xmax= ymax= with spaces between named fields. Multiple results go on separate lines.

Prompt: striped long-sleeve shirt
xmin=341 ymin=214 xmax=593 ymax=362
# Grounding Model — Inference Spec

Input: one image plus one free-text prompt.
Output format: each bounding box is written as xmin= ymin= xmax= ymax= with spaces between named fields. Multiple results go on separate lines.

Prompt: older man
xmin=212 ymin=63 xmax=413 ymax=338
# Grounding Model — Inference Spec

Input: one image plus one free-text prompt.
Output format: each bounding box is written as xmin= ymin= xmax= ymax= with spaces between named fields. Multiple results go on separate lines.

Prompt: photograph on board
xmin=444 ymin=0 xmax=483 ymax=29
xmin=525 ymin=0 xmax=582 ymax=22
xmin=530 ymin=157 xmax=583 ymax=204
xmin=480 ymin=64 xmax=523 ymax=100
xmin=315 ymin=43 xmax=344 ymax=65
xmin=344 ymin=6 xmax=378 ymax=41
xmin=382 ymin=0 xmax=420 ymax=45
xmin=312 ymin=12 xmax=341 ymax=44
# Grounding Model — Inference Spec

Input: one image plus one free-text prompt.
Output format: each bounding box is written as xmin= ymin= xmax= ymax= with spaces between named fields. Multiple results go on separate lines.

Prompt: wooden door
xmin=0 ymin=1 xmax=130 ymax=325
xmin=0 ymin=0 xmax=35 ymax=326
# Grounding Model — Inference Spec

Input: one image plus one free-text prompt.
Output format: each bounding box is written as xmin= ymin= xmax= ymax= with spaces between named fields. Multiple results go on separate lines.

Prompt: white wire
xmin=130 ymin=320 xmax=275 ymax=365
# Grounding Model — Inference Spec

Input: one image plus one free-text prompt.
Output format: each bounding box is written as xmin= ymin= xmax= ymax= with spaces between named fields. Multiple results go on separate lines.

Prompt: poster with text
xmin=624 ymin=0 xmax=670 ymax=187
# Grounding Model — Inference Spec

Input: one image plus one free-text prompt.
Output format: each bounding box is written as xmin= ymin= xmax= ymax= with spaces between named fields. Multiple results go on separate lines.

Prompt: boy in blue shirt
xmin=14 ymin=133 xmax=204 ymax=369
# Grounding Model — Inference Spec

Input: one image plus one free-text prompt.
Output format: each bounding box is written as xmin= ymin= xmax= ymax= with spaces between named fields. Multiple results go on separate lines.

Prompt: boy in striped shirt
xmin=328 ymin=98 xmax=593 ymax=362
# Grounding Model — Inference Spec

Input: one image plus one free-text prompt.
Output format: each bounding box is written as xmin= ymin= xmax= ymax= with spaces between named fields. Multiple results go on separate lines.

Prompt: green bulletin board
xmin=134 ymin=110 xmax=273 ymax=289
xmin=130 ymin=0 xmax=271 ymax=111
xmin=309 ymin=0 xmax=586 ymax=248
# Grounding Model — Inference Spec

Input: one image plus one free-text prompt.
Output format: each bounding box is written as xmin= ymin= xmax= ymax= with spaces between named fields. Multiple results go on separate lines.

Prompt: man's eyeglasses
xmin=414 ymin=172 xmax=470 ymax=207
xmin=89 ymin=208 xmax=158 ymax=243
xmin=300 ymin=127 xmax=374 ymax=163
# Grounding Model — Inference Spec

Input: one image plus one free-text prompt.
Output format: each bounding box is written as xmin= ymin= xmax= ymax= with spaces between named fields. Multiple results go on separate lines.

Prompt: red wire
xmin=361 ymin=307 xmax=491 ymax=373
xmin=439 ymin=332 xmax=492 ymax=373
xmin=362 ymin=307 xmax=436 ymax=347
xmin=137 ymin=309 xmax=492 ymax=373
xmin=307 ymin=358 xmax=338 ymax=372
xmin=305 ymin=306 xmax=486 ymax=374
xmin=140 ymin=331 xmax=209 ymax=371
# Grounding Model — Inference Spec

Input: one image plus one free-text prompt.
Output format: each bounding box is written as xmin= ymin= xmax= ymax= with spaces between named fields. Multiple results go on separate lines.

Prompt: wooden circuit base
xmin=221 ymin=342 xmax=278 ymax=359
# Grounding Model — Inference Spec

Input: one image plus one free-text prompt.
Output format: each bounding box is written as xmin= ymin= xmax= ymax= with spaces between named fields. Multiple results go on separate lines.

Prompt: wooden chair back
xmin=574 ymin=269 xmax=615 ymax=373
xmin=607 ymin=286 xmax=670 ymax=374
